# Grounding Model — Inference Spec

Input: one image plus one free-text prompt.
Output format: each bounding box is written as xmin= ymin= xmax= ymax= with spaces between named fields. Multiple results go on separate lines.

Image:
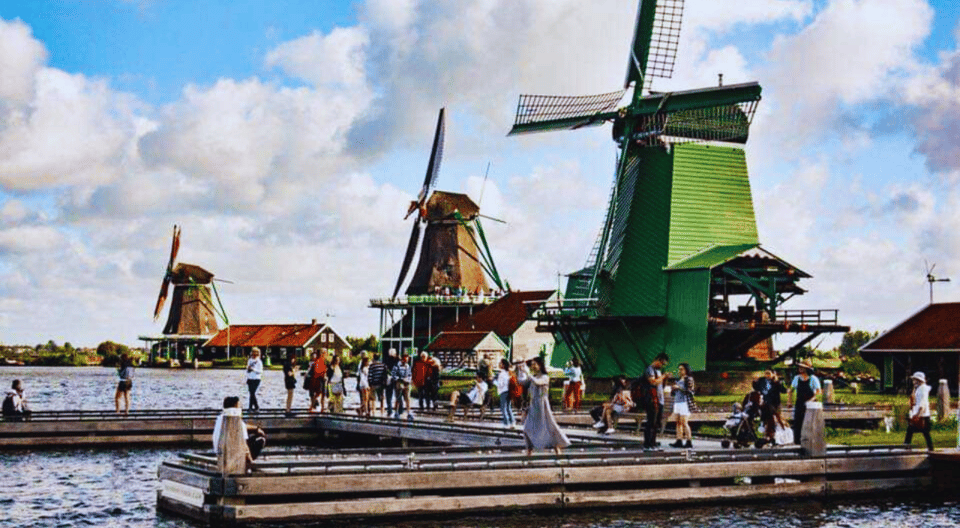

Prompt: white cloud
xmin=0 ymin=18 xmax=47 ymax=105
xmin=265 ymin=27 xmax=370 ymax=90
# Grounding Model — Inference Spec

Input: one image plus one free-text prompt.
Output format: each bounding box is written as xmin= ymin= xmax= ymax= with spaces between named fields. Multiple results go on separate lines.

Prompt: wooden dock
xmin=157 ymin=444 xmax=932 ymax=524
xmin=0 ymin=409 xmax=631 ymax=449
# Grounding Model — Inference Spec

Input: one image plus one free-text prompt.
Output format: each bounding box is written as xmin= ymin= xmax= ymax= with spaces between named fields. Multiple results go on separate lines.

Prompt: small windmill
xmin=925 ymin=260 xmax=950 ymax=304
xmin=153 ymin=225 xmax=225 ymax=336
xmin=392 ymin=108 xmax=506 ymax=299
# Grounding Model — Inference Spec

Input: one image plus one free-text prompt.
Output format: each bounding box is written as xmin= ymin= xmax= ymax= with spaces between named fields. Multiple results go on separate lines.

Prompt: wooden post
xmin=937 ymin=379 xmax=950 ymax=422
xmin=822 ymin=379 xmax=834 ymax=404
xmin=217 ymin=414 xmax=249 ymax=476
xmin=800 ymin=402 xmax=826 ymax=456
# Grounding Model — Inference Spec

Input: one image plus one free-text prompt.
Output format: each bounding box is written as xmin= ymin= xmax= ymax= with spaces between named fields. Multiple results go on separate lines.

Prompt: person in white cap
xmin=904 ymin=371 xmax=933 ymax=451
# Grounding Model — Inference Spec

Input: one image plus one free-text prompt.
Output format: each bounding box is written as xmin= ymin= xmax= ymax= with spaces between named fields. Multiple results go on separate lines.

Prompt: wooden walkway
xmin=158 ymin=444 xmax=932 ymax=524
xmin=0 ymin=408 xmax=635 ymax=449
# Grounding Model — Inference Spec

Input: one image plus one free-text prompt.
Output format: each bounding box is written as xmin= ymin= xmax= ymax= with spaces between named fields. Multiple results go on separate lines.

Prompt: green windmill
xmin=510 ymin=0 xmax=847 ymax=376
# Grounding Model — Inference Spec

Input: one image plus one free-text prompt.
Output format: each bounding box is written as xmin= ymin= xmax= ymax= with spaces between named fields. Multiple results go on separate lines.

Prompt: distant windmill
xmin=391 ymin=108 xmax=506 ymax=299
xmin=153 ymin=225 xmax=225 ymax=336
xmin=925 ymin=260 xmax=950 ymax=304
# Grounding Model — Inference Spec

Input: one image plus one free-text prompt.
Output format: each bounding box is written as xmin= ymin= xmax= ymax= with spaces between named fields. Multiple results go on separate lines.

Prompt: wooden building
xmin=202 ymin=320 xmax=349 ymax=363
xmin=425 ymin=290 xmax=556 ymax=368
xmin=860 ymin=302 xmax=960 ymax=394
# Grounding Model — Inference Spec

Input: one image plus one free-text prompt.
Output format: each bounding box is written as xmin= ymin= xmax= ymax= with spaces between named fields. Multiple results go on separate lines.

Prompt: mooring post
xmin=217 ymin=414 xmax=250 ymax=476
xmin=800 ymin=402 xmax=826 ymax=456
xmin=822 ymin=380 xmax=834 ymax=404
xmin=937 ymin=379 xmax=949 ymax=422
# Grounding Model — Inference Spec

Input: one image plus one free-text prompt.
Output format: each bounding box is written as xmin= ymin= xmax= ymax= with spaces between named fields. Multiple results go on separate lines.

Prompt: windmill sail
xmin=626 ymin=0 xmax=684 ymax=92
xmin=508 ymin=91 xmax=625 ymax=136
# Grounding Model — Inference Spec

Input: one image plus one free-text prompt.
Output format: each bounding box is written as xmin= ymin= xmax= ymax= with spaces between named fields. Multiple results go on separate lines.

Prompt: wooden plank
xmin=563 ymin=481 xmax=827 ymax=507
xmin=227 ymin=491 xmax=563 ymax=522
xmin=158 ymin=464 xmax=217 ymax=491
xmin=228 ymin=467 xmax=564 ymax=496
xmin=157 ymin=494 xmax=211 ymax=523
xmin=825 ymin=454 xmax=928 ymax=474
xmin=827 ymin=477 xmax=932 ymax=494
xmin=565 ymin=459 xmax=826 ymax=484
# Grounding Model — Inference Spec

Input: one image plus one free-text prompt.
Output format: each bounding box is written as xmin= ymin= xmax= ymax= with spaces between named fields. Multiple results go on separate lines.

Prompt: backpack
xmin=508 ymin=373 xmax=523 ymax=403
xmin=2 ymin=394 xmax=15 ymax=416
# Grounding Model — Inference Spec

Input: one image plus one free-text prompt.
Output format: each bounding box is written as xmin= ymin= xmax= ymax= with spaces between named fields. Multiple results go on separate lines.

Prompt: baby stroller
xmin=720 ymin=391 xmax=762 ymax=449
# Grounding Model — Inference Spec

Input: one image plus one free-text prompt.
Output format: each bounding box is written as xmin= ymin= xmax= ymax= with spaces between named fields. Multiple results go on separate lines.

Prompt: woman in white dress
xmin=518 ymin=356 xmax=570 ymax=455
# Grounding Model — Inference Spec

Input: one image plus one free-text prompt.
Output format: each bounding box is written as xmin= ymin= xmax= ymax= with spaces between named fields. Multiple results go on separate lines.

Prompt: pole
xmin=227 ymin=325 xmax=231 ymax=360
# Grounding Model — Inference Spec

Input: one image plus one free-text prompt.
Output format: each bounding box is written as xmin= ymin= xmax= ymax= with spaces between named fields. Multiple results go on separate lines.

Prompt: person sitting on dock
xmin=213 ymin=396 xmax=266 ymax=462
xmin=447 ymin=372 xmax=488 ymax=421
xmin=2 ymin=379 xmax=31 ymax=421
xmin=595 ymin=376 xmax=633 ymax=435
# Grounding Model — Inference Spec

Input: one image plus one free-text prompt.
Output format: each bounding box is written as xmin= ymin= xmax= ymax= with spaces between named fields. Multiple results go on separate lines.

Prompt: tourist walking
xmin=412 ymin=351 xmax=430 ymax=411
xmin=640 ymin=353 xmax=670 ymax=450
xmin=760 ymin=370 xmax=787 ymax=445
xmin=2 ymin=379 xmax=31 ymax=421
xmin=426 ymin=355 xmax=443 ymax=410
xmin=356 ymin=356 xmax=371 ymax=416
xmin=391 ymin=353 xmax=413 ymax=419
xmin=246 ymin=348 xmax=263 ymax=411
xmin=367 ymin=354 xmax=388 ymax=415
xmin=562 ymin=359 xmax=583 ymax=410
xmin=384 ymin=349 xmax=399 ymax=415
xmin=518 ymin=357 xmax=570 ymax=455
xmin=494 ymin=359 xmax=516 ymax=427
xmin=115 ymin=353 xmax=134 ymax=415
xmin=305 ymin=350 xmax=327 ymax=412
xmin=670 ymin=363 xmax=695 ymax=448
xmin=282 ymin=351 xmax=298 ymax=414
xmin=327 ymin=355 xmax=345 ymax=413
xmin=788 ymin=360 xmax=821 ymax=445
xmin=904 ymin=371 xmax=934 ymax=451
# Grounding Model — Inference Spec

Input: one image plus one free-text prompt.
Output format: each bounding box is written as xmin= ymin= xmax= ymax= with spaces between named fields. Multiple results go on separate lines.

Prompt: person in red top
xmin=412 ymin=351 xmax=431 ymax=411
xmin=305 ymin=350 xmax=327 ymax=412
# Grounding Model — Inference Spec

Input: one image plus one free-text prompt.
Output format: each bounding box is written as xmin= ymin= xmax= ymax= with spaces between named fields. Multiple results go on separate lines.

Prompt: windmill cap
xmin=912 ymin=372 xmax=926 ymax=383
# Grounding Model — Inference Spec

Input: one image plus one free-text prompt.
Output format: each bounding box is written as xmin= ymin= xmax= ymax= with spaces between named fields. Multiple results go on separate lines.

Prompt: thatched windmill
xmin=392 ymin=108 xmax=506 ymax=298
xmin=153 ymin=225 xmax=220 ymax=337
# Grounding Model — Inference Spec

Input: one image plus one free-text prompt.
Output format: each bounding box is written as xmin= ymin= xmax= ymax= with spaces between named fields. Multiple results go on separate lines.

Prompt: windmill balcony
xmin=710 ymin=308 xmax=840 ymax=329
xmin=369 ymin=292 xmax=502 ymax=309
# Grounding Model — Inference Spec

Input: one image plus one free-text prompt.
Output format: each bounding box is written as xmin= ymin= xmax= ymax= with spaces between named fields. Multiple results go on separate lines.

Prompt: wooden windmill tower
xmin=374 ymin=109 xmax=508 ymax=356
xmin=153 ymin=226 xmax=220 ymax=338
xmin=510 ymin=0 xmax=846 ymax=376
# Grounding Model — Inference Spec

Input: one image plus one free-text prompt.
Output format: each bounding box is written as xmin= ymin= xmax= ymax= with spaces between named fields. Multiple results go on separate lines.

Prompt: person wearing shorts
xmin=670 ymin=363 xmax=695 ymax=448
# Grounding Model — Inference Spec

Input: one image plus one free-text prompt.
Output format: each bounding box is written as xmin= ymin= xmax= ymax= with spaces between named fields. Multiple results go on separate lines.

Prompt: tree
xmin=838 ymin=330 xmax=878 ymax=359
xmin=346 ymin=334 xmax=379 ymax=356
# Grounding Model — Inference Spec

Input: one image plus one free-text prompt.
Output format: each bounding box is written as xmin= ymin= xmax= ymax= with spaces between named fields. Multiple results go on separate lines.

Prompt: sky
xmin=0 ymin=0 xmax=958 ymax=350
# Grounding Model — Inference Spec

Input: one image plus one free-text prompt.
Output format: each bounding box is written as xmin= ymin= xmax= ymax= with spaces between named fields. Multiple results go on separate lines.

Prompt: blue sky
xmin=0 ymin=0 xmax=958 ymax=350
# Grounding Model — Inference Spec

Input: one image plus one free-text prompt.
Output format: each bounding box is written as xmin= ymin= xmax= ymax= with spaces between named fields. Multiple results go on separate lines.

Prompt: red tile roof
xmin=861 ymin=303 xmax=960 ymax=352
xmin=426 ymin=331 xmax=506 ymax=352
xmin=204 ymin=323 xmax=347 ymax=349
xmin=443 ymin=290 xmax=555 ymax=338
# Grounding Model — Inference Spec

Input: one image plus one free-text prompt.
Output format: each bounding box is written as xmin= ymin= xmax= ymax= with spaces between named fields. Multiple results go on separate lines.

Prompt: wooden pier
xmin=0 ymin=409 xmax=630 ymax=449
xmin=157 ymin=444 xmax=932 ymax=524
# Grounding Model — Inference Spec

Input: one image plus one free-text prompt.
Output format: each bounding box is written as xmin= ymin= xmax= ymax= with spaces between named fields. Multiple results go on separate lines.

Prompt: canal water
xmin=0 ymin=367 xmax=956 ymax=527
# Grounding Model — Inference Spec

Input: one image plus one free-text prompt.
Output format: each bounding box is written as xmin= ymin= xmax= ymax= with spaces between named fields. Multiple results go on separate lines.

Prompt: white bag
xmin=774 ymin=424 xmax=793 ymax=445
